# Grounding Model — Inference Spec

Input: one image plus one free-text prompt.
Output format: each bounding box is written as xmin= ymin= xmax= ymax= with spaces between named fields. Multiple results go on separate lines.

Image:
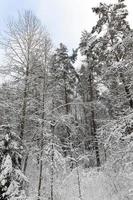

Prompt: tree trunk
xmin=64 ymin=72 xmax=74 ymax=169
xmin=37 ymin=98 xmax=45 ymax=200
xmin=50 ymin=123 xmax=55 ymax=200
xmin=120 ymin=72 xmax=133 ymax=109
xmin=19 ymin=62 xmax=30 ymax=172
xmin=76 ymin=162 xmax=82 ymax=200
xmin=82 ymin=93 xmax=91 ymax=151
xmin=37 ymin=61 xmax=47 ymax=199
xmin=37 ymin=140 xmax=43 ymax=200
xmin=20 ymin=46 xmax=30 ymax=140
xmin=89 ymin=69 xmax=101 ymax=167
xmin=20 ymin=79 xmax=28 ymax=140
xmin=64 ymin=80 xmax=71 ymax=156
xmin=23 ymin=153 xmax=29 ymax=174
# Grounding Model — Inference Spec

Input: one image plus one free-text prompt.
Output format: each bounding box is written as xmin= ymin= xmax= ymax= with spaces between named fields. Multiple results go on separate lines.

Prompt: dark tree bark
xmin=20 ymin=62 xmax=29 ymax=140
xmin=120 ymin=72 xmax=133 ymax=109
xmin=50 ymin=122 xmax=55 ymax=200
xmin=37 ymin=68 xmax=46 ymax=200
xmin=89 ymin=67 xmax=101 ymax=167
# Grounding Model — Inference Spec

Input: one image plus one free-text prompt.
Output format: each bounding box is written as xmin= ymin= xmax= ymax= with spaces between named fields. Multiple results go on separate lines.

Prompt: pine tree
xmin=92 ymin=0 xmax=133 ymax=112
xmin=50 ymin=43 xmax=77 ymax=157
xmin=0 ymin=125 xmax=28 ymax=200
xmin=79 ymin=31 xmax=101 ymax=167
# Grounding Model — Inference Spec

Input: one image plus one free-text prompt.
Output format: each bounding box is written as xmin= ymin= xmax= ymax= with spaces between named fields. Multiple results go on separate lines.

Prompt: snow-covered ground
xmin=57 ymin=168 xmax=118 ymax=200
xmin=26 ymin=157 xmax=133 ymax=200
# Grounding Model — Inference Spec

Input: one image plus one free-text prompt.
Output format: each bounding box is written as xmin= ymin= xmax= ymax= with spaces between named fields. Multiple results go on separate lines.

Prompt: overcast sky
xmin=0 ymin=0 xmax=133 ymax=50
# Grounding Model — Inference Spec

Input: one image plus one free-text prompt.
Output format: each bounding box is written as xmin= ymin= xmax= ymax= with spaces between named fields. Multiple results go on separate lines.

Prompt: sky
xmin=0 ymin=0 xmax=133 ymax=51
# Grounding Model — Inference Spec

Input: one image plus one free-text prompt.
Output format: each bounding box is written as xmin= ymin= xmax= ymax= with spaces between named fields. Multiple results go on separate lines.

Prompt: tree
xmin=50 ymin=43 xmax=77 ymax=158
xmin=35 ymin=33 xmax=52 ymax=200
xmin=92 ymin=0 xmax=133 ymax=111
xmin=79 ymin=31 xmax=101 ymax=167
xmin=0 ymin=11 xmax=48 ymax=140
xmin=0 ymin=125 xmax=28 ymax=200
xmin=0 ymin=11 xmax=53 ymax=175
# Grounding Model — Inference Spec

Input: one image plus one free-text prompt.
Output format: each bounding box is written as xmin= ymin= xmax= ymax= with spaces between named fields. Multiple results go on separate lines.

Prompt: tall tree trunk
xmin=89 ymin=68 xmax=101 ymax=167
xmin=37 ymin=138 xmax=43 ymax=200
xmin=37 ymin=56 xmax=47 ymax=199
xmin=91 ymin=108 xmax=101 ymax=167
xmin=64 ymin=72 xmax=74 ymax=169
xmin=23 ymin=153 xmax=29 ymax=174
xmin=20 ymin=72 xmax=28 ymax=140
xmin=37 ymin=92 xmax=45 ymax=200
xmin=50 ymin=122 xmax=55 ymax=200
xmin=82 ymin=92 xmax=91 ymax=151
xmin=20 ymin=44 xmax=30 ymax=140
xmin=20 ymin=45 xmax=31 ymax=174
xmin=63 ymin=71 xmax=71 ymax=156
xmin=20 ymin=63 xmax=29 ymax=172
xmin=76 ymin=162 xmax=82 ymax=200
xmin=120 ymin=72 xmax=133 ymax=109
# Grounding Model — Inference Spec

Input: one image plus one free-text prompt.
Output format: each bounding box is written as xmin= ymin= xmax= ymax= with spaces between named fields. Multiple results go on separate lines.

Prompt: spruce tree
xmin=0 ymin=125 xmax=28 ymax=200
xmin=79 ymin=31 xmax=102 ymax=167
xmin=50 ymin=43 xmax=76 ymax=157
xmin=92 ymin=0 xmax=133 ymax=112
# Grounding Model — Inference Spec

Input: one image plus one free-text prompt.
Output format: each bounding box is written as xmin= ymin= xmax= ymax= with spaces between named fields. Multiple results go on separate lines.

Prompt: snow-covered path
xmin=57 ymin=168 xmax=125 ymax=200
xmin=27 ymin=158 xmax=133 ymax=200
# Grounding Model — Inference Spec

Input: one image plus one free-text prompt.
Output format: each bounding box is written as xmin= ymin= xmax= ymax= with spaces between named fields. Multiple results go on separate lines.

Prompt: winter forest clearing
xmin=0 ymin=0 xmax=133 ymax=199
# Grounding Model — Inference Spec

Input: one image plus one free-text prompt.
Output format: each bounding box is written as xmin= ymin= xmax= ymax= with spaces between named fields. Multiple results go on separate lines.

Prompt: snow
xmin=57 ymin=168 xmax=117 ymax=200
xmin=14 ymin=169 xmax=29 ymax=182
xmin=0 ymin=154 xmax=12 ymax=182
xmin=26 ymin=155 xmax=133 ymax=200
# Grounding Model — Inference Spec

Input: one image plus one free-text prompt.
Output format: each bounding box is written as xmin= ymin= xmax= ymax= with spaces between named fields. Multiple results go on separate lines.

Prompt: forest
xmin=0 ymin=0 xmax=133 ymax=199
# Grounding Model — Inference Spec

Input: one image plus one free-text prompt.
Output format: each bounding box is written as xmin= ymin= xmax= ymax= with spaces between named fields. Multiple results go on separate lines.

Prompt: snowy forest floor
xmin=26 ymin=157 xmax=133 ymax=200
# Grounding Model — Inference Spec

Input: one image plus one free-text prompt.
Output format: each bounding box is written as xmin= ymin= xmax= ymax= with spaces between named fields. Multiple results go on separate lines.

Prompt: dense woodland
xmin=0 ymin=0 xmax=133 ymax=199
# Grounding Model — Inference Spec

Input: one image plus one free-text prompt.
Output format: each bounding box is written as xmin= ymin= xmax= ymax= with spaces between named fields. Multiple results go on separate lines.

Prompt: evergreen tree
xmin=92 ymin=0 xmax=133 ymax=112
xmin=0 ymin=125 xmax=28 ymax=200
xmin=50 ymin=43 xmax=77 ymax=157
xmin=79 ymin=30 xmax=102 ymax=167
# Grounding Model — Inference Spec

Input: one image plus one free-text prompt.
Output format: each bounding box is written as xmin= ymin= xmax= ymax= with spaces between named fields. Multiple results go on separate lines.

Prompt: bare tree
xmin=0 ymin=11 xmax=51 ymax=170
